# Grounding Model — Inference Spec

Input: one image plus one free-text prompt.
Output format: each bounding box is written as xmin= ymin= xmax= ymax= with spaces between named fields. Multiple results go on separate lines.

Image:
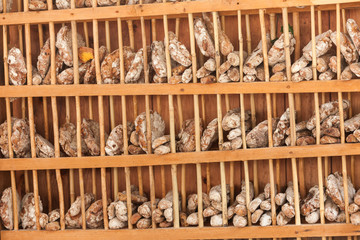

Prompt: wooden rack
xmin=1 ymin=0 xmax=360 ymax=239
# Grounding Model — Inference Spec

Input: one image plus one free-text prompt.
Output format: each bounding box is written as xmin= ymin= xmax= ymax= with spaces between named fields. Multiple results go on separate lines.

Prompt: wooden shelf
xmin=1 ymin=0 xmax=360 ymax=25
xmin=2 ymin=223 xmax=360 ymax=239
xmin=1 ymin=80 xmax=360 ymax=98
xmin=0 ymin=143 xmax=359 ymax=171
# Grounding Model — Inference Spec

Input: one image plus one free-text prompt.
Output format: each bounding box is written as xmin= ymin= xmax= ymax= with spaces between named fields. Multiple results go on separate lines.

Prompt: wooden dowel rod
xmin=24 ymin=170 xmax=30 ymax=193
xmin=173 ymin=18 xmax=187 ymax=213
xmin=117 ymin=13 xmax=133 ymax=229
xmin=342 ymin=8 xmax=346 ymax=33
xmin=83 ymin=22 xmax=96 ymax=199
xmin=188 ymin=8 xmax=203 ymax=227
xmin=219 ymin=14 xmax=234 ymax=203
xmin=336 ymin=4 xmax=350 ymax=226
xmin=3 ymin=20 xmax=19 ymax=230
xmin=49 ymin=15 xmax=65 ymax=229
xmin=341 ymin=8 xmax=355 ymax=187
xmin=310 ymin=6 xmax=326 ymax=232
xmin=173 ymin=16 xmax=186 ymax=207
xmin=24 ymin=10 xmax=41 ymax=228
xmin=238 ymin=10 xmax=252 ymax=230
xmin=10 ymin=171 xmax=19 ymax=230
xmin=245 ymin=13 xmax=258 ymax=196
xmin=212 ymin=11 xmax=228 ymax=226
xmin=259 ymin=9 xmax=277 ymax=226
xmin=69 ymin=4 xmax=87 ymax=228
xmin=201 ymin=94 xmax=210 ymax=194
xmin=38 ymin=23 xmax=52 ymax=211
xmin=92 ymin=168 xmax=97 ymax=199
xmin=83 ymin=22 xmax=90 ymax=47
xmin=282 ymin=7 xmax=301 ymax=228
xmin=270 ymin=12 xmax=278 ymax=119
xmin=139 ymin=3 xmax=157 ymax=228
xmin=103 ymin=18 xmax=118 ymax=201
xmin=92 ymin=16 xmax=109 ymax=230
xmin=82 ymin=21 xmax=96 ymax=199
xmin=126 ymin=19 xmax=143 ymax=197
xmin=175 ymin=17 xmax=180 ymax=36
xmin=292 ymin=10 xmax=305 ymax=200
xmin=152 ymin=24 xmax=164 ymax=201
xmin=18 ymin=0 xmax=26 ymax=122
xmin=163 ymin=7 xmax=180 ymax=228
xmin=270 ymin=11 xmax=282 ymax=201
xmin=15 ymin=5 xmax=30 ymax=194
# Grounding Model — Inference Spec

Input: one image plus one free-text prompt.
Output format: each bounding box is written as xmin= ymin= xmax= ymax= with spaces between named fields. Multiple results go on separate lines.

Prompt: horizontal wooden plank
xmin=1 ymin=80 xmax=360 ymax=98
xmin=1 ymin=0 xmax=359 ymax=26
xmin=0 ymin=143 xmax=359 ymax=171
xmin=1 ymin=223 xmax=360 ymax=239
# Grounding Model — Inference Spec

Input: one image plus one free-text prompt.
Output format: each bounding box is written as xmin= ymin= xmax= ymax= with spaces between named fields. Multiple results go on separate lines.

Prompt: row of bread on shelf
xmin=5 ymin=13 xmax=240 ymax=87
xmin=244 ymin=18 xmax=360 ymax=82
xmin=1 ymin=171 xmax=360 ymax=230
xmin=0 ymin=98 xmax=359 ymax=159
xmin=0 ymin=0 xmax=191 ymax=13
xmin=7 ymin=15 xmax=360 ymax=87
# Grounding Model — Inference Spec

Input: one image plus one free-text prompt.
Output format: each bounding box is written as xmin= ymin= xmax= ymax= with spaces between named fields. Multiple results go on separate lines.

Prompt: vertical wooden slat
xmin=16 ymin=0 xmax=30 ymax=195
xmin=80 ymin=20 xmax=97 ymax=201
xmin=69 ymin=0 xmax=87 ymax=228
xmin=259 ymin=9 xmax=277 ymax=227
xmin=127 ymin=20 xmax=143 ymax=197
xmin=163 ymin=6 xmax=180 ymax=228
xmin=3 ymin=12 xmax=19 ymax=229
xmin=282 ymin=7 xmax=301 ymax=230
xmin=151 ymin=18 xmax=167 ymax=199
xmin=317 ymin=10 xmax=330 ymax=186
xmin=187 ymin=9 xmax=203 ymax=228
xmin=48 ymin=0 xmax=65 ymax=227
xmin=116 ymin=11 xmax=133 ymax=229
xmin=310 ymin=6 xmax=326 ymax=235
xmin=67 ymin=20 xmax=75 ymax=203
xmin=245 ymin=14 xmax=258 ymax=196
xmin=336 ymin=4 xmax=350 ymax=226
xmin=102 ymin=20 xmax=119 ymax=200
xmin=238 ymin=11 xmax=252 ymax=230
xmin=220 ymin=14 xmax=234 ymax=204
xmin=23 ymin=4 xmax=41 ymax=227
xmin=38 ymin=24 xmax=53 ymax=212
xmin=211 ymin=11 xmax=228 ymax=226
xmin=92 ymin=15 xmax=109 ymax=229
xmin=292 ymin=11 xmax=306 ymax=199
xmin=138 ymin=2 xmax=157 ymax=229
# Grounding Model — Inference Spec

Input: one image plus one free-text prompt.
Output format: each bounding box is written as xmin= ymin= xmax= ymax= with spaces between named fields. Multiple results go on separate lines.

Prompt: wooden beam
xmin=1 ymin=0 xmax=360 ymax=25
xmin=2 ymin=80 xmax=360 ymax=97
xmin=2 ymin=223 xmax=360 ymax=239
xmin=0 ymin=143 xmax=359 ymax=171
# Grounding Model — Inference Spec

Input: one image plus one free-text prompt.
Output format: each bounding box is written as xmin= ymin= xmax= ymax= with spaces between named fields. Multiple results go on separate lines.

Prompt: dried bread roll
xmin=330 ymin=31 xmax=358 ymax=64
xmin=194 ymin=18 xmax=215 ymax=58
xmin=20 ymin=193 xmax=44 ymax=229
xmin=177 ymin=119 xmax=203 ymax=152
xmin=268 ymin=33 xmax=296 ymax=67
xmin=246 ymin=118 xmax=278 ymax=148
xmin=347 ymin=19 xmax=360 ymax=55
xmin=60 ymin=122 xmax=89 ymax=157
xmin=55 ymin=26 xmax=85 ymax=67
xmin=8 ymin=47 xmax=27 ymax=86
xmin=302 ymin=30 xmax=333 ymax=61
xmin=0 ymin=187 xmax=20 ymax=230
xmin=81 ymin=119 xmax=108 ymax=156
xmin=200 ymin=118 xmax=218 ymax=151
xmin=168 ymin=31 xmax=192 ymax=67
xmin=135 ymin=111 xmax=165 ymax=153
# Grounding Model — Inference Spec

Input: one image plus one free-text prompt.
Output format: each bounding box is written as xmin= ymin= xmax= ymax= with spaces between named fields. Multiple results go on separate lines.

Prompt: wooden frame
xmin=1 ymin=0 xmax=360 ymax=239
